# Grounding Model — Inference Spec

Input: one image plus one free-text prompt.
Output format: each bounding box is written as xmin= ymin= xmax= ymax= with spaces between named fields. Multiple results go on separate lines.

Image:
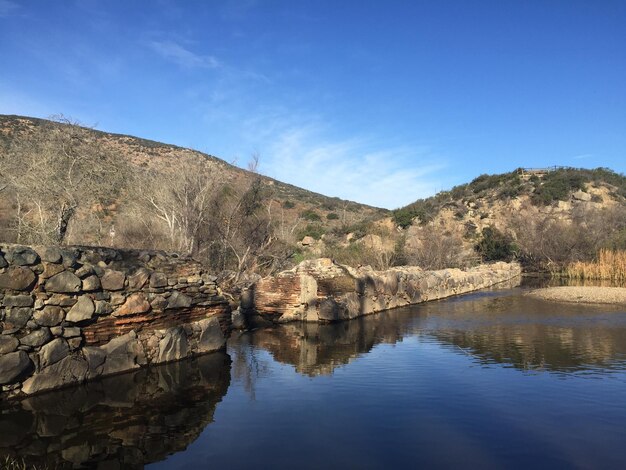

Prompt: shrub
xmin=282 ymin=200 xmax=295 ymax=209
xmin=475 ymin=226 xmax=517 ymax=261
xmin=298 ymin=224 xmax=325 ymax=240
xmin=326 ymin=212 xmax=339 ymax=220
xmin=300 ymin=209 xmax=321 ymax=221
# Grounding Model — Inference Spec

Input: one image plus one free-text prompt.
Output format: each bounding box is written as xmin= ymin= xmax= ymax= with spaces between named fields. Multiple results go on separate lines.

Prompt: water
xmin=3 ymin=284 xmax=626 ymax=469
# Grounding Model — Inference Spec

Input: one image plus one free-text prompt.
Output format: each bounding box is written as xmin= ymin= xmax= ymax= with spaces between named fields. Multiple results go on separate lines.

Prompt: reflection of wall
xmin=0 ymin=244 xmax=231 ymax=398
xmin=249 ymin=258 xmax=521 ymax=323
xmin=0 ymin=353 xmax=231 ymax=469
xmin=249 ymin=310 xmax=419 ymax=376
xmin=246 ymin=290 xmax=626 ymax=376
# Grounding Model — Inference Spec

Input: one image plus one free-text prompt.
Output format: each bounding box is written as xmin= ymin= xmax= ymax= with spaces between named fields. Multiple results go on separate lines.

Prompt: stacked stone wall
xmin=248 ymin=258 xmax=522 ymax=323
xmin=0 ymin=244 xmax=231 ymax=398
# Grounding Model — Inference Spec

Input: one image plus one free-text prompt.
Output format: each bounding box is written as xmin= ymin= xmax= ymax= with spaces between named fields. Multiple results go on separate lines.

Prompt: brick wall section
xmin=0 ymin=244 xmax=231 ymax=398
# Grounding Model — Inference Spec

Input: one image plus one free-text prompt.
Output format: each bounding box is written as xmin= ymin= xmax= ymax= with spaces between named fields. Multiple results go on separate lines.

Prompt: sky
xmin=0 ymin=0 xmax=625 ymax=209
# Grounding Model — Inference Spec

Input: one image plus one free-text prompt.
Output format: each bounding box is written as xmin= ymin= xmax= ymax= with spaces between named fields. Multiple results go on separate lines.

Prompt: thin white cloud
xmin=572 ymin=153 xmax=594 ymax=160
xmin=149 ymin=40 xmax=220 ymax=69
xmin=260 ymin=123 xmax=447 ymax=209
xmin=0 ymin=0 xmax=18 ymax=17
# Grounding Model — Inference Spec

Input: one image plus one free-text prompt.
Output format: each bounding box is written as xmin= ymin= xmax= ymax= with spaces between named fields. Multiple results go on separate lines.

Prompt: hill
xmin=389 ymin=167 xmax=626 ymax=271
xmin=0 ymin=114 xmax=387 ymax=276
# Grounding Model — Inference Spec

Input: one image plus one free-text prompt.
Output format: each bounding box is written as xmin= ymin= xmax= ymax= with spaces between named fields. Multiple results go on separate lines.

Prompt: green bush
xmin=475 ymin=226 xmax=517 ymax=261
xmin=326 ymin=212 xmax=339 ymax=220
xmin=282 ymin=200 xmax=295 ymax=209
xmin=300 ymin=209 xmax=321 ymax=221
xmin=298 ymin=224 xmax=325 ymax=240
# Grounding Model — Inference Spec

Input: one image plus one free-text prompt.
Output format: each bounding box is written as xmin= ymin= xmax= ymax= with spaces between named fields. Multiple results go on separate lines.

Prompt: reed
xmin=564 ymin=249 xmax=626 ymax=282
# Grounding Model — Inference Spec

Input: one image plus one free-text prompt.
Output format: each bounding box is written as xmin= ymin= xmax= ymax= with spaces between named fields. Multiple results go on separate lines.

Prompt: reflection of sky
xmin=154 ymin=324 xmax=626 ymax=469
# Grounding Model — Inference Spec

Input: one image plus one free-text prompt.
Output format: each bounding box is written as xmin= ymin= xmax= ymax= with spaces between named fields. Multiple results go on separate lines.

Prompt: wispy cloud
xmin=149 ymin=40 xmax=220 ymax=69
xmin=0 ymin=0 xmax=18 ymax=17
xmin=258 ymin=122 xmax=447 ymax=209
xmin=572 ymin=153 xmax=594 ymax=160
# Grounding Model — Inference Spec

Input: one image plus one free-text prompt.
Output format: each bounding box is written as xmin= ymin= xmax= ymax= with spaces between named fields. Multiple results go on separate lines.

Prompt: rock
xmin=75 ymin=264 xmax=94 ymax=278
xmin=110 ymin=292 xmax=126 ymax=305
xmin=150 ymin=295 xmax=168 ymax=310
xmin=157 ymin=326 xmax=188 ymax=363
xmin=21 ymin=355 xmax=88 ymax=395
xmin=39 ymin=338 xmax=69 ymax=368
xmin=101 ymin=331 xmax=146 ymax=375
xmin=33 ymin=306 xmax=65 ymax=327
xmin=62 ymin=327 xmax=81 ymax=338
xmin=68 ymin=337 xmax=82 ymax=350
xmin=100 ymin=270 xmax=126 ymax=290
xmin=37 ymin=246 xmax=63 ymax=263
xmin=83 ymin=346 xmax=106 ymax=377
xmin=0 ymin=335 xmax=19 ymax=354
xmin=128 ymin=268 xmax=150 ymax=290
xmin=231 ymin=309 xmax=246 ymax=330
xmin=5 ymin=246 xmax=40 ymax=266
xmin=46 ymin=271 xmax=81 ymax=293
xmin=0 ymin=266 xmax=37 ymax=291
xmin=0 ymin=351 xmax=33 ymax=385
xmin=3 ymin=295 xmax=34 ymax=307
xmin=60 ymin=249 xmax=79 ymax=268
xmin=41 ymin=262 xmax=65 ymax=279
xmin=149 ymin=272 xmax=168 ymax=288
xmin=197 ymin=317 xmax=226 ymax=352
xmin=114 ymin=293 xmax=151 ymax=316
xmin=47 ymin=294 xmax=76 ymax=307
xmin=82 ymin=275 xmax=101 ymax=292
xmin=573 ymin=190 xmax=591 ymax=201
xmin=0 ymin=254 xmax=7 ymax=268
xmin=166 ymin=291 xmax=192 ymax=309
xmin=20 ymin=328 xmax=51 ymax=348
xmin=66 ymin=295 xmax=95 ymax=323
xmin=94 ymin=300 xmax=113 ymax=315
xmin=5 ymin=307 xmax=33 ymax=329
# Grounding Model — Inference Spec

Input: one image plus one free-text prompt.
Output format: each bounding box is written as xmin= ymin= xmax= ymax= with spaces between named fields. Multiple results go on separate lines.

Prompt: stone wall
xmin=0 ymin=244 xmax=231 ymax=398
xmin=246 ymin=258 xmax=521 ymax=323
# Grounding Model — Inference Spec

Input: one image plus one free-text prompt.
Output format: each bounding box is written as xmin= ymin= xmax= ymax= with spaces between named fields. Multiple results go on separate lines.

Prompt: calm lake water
xmin=3 ymin=282 xmax=626 ymax=469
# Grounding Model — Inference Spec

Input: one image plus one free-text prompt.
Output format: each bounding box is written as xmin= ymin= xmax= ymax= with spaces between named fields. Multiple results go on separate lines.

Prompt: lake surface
xmin=3 ymin=283 xmax=626 ymax=469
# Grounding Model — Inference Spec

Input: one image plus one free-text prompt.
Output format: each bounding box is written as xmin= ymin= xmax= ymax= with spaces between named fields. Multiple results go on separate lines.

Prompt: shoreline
xmin=526 ymin=286 xmax=626 ymax=305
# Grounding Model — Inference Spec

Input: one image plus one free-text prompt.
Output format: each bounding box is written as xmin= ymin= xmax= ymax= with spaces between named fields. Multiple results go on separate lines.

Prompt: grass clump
xmin=565 ymin=249 xmax=626 ymax=282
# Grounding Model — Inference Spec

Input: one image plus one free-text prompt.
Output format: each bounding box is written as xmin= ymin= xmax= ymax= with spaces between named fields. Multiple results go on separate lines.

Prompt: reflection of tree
xmin=0 ymin=353 xmax=231 ymax=469
xmin=230 ymin=333 xmax=271 ymax=400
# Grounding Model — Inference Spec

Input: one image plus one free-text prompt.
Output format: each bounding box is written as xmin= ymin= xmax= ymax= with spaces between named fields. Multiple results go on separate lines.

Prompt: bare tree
xmin=0 ymin=116 xmax=128 ymax=244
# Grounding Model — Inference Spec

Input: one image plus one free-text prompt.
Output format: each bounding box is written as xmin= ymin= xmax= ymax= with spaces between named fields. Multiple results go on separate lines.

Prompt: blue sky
xmin=1 ymin=1 xmax=624 ymax=208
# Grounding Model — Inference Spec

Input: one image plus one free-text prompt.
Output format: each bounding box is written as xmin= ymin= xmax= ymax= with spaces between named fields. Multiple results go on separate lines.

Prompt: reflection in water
xmin=245 ymin=287 xmax=626 ymax=376
xmin=0 ymin=353 xmax=231 ymax=469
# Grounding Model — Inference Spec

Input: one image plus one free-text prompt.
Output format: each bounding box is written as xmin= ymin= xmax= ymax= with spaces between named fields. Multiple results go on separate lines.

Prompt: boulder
xmin=66 ymin=295 xmax=95 ymax=323
xmin=157 ymin=326 xmax=188 ymax=363
xmin=41 ymin=262 xmax=65 ymax=279
xmin=20 ymin=328 xmax=52 ymax=348
xmin=39 ymin=338 xmax=70 ymax=368
xmin=21 ymin=355 xmax=88 ymax=395
xmin=94 ymin=300 xmax=113 ymax=315
xmin=100 ymin=270 xmax=126 ymax=290
xmin=101 ymin=330 xmax=146 ymax=375
xmin=46 ymin=271 xmax=81 ymax=293
xmin=114 ymin=293 xmax=151 ymax=316
xmin=573 ymin=190 xmax=592 ymax=201
xmin=197 ymin=317 xmax=226 ymax=353
xmin=0 ymin=266 xmax=37 ymax=291
xmin=33 ymin=306 xmax=65 ymax=327
xmin=5 ymin=246 xmax=40 ymax=266
xmin=0 ymin=254 xmax=7 ymax=268
xmin=0 ymin=351 xmax=33 ymax=385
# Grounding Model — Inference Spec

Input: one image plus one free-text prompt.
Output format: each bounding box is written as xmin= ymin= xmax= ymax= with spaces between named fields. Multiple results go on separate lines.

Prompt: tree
xmin=0 ymin=116 xmax=128 ymax=244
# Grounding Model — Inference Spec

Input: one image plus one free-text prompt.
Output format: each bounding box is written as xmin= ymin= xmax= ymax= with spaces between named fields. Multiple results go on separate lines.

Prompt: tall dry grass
xmin=565 ymin=249 xmax=626 ymax=282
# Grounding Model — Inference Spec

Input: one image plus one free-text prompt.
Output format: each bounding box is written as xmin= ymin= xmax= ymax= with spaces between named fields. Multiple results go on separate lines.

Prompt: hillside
xmin=389 ymin=167 xmax=626 ymax=271
xmin=0 ymin=114 xmax=388 ymax=276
